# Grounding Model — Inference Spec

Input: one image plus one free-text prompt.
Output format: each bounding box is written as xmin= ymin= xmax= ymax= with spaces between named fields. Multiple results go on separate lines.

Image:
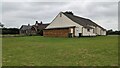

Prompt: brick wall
xmin=43 ymin=28 xmax=70 ymax=37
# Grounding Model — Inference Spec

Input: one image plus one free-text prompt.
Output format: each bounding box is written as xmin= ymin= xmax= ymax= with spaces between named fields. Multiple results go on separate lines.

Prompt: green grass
xmin=2 ymin=36 xmax=118 ymax=66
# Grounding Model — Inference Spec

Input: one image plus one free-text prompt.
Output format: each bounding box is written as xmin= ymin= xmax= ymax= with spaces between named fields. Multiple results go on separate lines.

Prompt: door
xmin=79 ymin=33 xmax=82 ymax=37
xmin=75 ymin=27 xmax=80 ymax=36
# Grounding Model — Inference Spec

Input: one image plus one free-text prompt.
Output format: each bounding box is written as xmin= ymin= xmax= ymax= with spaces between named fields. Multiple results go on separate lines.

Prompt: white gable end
xmin=46 ymin=12 xmax=82 ymax=29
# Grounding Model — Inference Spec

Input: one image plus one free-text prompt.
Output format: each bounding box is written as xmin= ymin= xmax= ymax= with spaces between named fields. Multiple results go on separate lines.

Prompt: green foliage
xmin=2 ymin=28 xmax=19 ymax=34
xmin=107 ymin=29 xmax=120 ymax=35
xmin=2 ymin=36 xmax=118 ymax=66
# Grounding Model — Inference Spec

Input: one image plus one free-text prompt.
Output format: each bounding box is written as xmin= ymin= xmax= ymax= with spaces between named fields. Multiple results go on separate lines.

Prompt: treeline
xmin=106 ymin=29 xmax=120 ymax=35
xmin=0 ymin=28 xmax=120 ymax=35
xmin=1 ymin=28 xmax=19 ymax=34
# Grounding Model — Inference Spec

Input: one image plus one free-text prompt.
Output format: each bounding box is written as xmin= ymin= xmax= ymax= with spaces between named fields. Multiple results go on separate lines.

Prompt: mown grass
xmin=2 ymin=36 xmax=118 ymax=66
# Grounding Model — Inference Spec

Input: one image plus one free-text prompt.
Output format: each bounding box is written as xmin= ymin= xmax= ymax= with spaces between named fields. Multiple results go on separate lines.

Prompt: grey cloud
xmin=69 ymin=2 xmax=118 ymax=18
xmin=2 ymin=2 xmax=23 ymax=13
xmin=2 ymin=2 xmax=118 ymax=30
xmin=3 ymin=0 xmax=119 ymax=2
xmin=2 ymin=2 xmax=69 ymax=28
xmin=66 ymin=2 xmax=118 ymax=30
xmin=86 ymin=2 xmax=118 ymax=16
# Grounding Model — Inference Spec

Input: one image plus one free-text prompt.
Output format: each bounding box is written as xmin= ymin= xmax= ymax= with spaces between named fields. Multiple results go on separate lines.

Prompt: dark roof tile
xmin=20 ymin=25 xmax=32 ymax=30
xmin=63 ymin=12 xmax=106 ymax=30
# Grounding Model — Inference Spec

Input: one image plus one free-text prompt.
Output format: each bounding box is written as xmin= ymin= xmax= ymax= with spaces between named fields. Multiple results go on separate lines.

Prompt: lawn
xmin=2 ymin=36 xmax=118 ymax=66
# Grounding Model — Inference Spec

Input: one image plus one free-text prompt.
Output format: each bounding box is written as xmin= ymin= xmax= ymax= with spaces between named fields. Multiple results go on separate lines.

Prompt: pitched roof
xmin=20 ymin=25 xmax=32 ymax=30
xmin=63 ymin=12 xmax=106 ymax=30
xmin=84 ymin=26 xmax=94 ymax=29
xmin=33 ymin=23 xmax=49 ymax=30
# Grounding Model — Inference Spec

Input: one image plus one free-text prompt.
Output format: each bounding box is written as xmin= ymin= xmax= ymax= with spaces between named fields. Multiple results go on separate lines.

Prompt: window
xmin=87 ymin=29 xmax=90 ymax=32
xmin=70 ymin=28 xmax=73 ymax=33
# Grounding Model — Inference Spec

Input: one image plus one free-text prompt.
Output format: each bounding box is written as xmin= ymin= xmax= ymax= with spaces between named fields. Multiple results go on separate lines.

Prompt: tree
xmin=107 ymin=29 xmax=120 ymax=35
xmin=0 ymin=22 xmax=4 ymax=27
xmin=2 ymin=28 xmax=19 ymax=34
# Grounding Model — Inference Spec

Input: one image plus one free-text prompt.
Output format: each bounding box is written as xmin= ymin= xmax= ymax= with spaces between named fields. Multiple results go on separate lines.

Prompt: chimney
xmin=65 ymin=11 xmax=73 ymax=15
xmin=36 ymin=21 xmax=38 ymax=24
xmin=40 ymin=21 xmax=43 ymax=24
xmin=28 ymin=24 xmax=30 ymax=26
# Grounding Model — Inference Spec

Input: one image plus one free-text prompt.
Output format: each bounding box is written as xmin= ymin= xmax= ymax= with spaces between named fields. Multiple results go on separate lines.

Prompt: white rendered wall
xmin=82 ymin=28 xmax=96 ymax=36
xmin=95 ymin=26 xmax=106 ymax=35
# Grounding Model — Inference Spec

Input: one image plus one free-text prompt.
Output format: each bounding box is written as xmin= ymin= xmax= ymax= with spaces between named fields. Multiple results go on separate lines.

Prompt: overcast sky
xmin=1 ymin=0 xmax=119 ymax=30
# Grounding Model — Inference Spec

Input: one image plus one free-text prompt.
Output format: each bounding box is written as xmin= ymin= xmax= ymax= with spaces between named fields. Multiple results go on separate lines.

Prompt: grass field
xmin=2 ymin=36 xmax=118 ymax=66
